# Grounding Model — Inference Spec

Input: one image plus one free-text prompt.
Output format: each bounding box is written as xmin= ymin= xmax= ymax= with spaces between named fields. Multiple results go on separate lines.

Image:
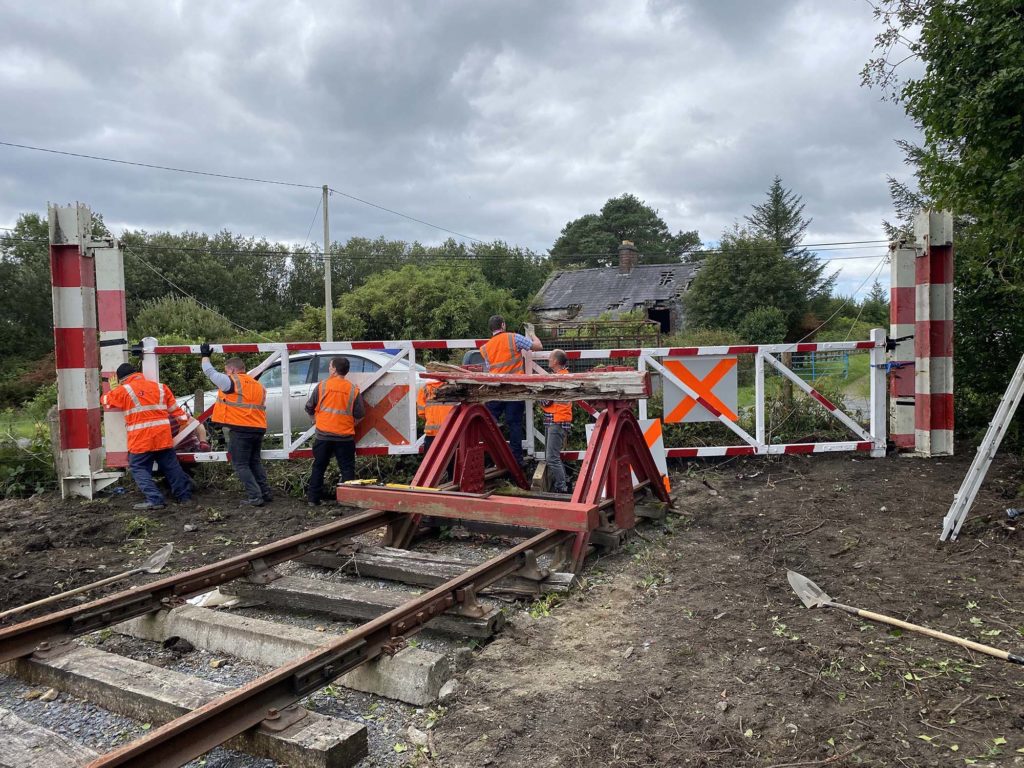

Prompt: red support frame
xmin=368 ymin=399 xmax=671 ymax=572
xmin=385 ymin=403 xmax=528 ymax=546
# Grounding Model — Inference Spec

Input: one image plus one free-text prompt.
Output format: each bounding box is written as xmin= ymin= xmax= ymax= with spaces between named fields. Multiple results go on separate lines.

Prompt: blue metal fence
xmin=791 ymin=351 xmax=849 ymax=381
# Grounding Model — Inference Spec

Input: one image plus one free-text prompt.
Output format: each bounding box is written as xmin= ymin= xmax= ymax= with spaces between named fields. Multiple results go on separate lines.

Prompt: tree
xmin=684 ymin=230 xmax=813 ymax=336
xmin=334 ymin=263 xmax=520 ymax=342
xmin=550 ymin=194 xmax=700 ymax=268
xmin=737 ymin=306 xmax=788 ymax=344
xmin=745 ymin=176 xmax=834 ymax=300
xmin=861 ymin=279 xmax=890 ymax=326
xmin=131 ymin=296 xmax=236 ymax=340
xmin=864 ymin=0 xmax=1024 ymax=433
xmin=0 ymin=214 xmax=51 ymax=363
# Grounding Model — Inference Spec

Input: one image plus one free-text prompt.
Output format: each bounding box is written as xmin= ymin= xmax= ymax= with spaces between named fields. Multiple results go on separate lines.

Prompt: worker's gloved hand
xmin=197 ymin=441 xmax=211 ymax=452
xmin=199 ymin=342 xmax=213 ymax=357
xmin=523 ymin=322 xmax=536 ymax=338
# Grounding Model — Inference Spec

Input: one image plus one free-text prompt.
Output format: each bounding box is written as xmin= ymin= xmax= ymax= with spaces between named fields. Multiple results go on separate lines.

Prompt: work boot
xmin=240 ymin=498 xmax=264 ymax=507
xmin=133 ymin=501 xmax=166 ymax=511
xmin=262 ymin=494 xmax=274 ymax=504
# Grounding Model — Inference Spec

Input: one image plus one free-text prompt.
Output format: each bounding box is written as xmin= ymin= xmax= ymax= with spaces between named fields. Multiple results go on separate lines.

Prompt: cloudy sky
xmin=0 ymin=0 xmax=918 ymax=294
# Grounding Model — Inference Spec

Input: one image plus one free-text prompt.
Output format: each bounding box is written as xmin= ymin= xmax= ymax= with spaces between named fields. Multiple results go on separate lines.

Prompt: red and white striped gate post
xmin=95 ymin=235 xmax=130 ymax=469
xmin=914 ymin=210 xmax=954 ymax=456
xmin=889 ymin=243 xmax=917 ymax=449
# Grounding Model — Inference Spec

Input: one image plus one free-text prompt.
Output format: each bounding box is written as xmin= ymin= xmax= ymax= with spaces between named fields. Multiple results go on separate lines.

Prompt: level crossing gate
xmin=45 ymin=202 xmax=936 ymax=499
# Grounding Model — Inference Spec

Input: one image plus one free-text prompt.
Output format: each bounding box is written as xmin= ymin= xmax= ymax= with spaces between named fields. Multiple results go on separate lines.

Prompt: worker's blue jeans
xmin=129 ymin=449 xmax=192 ymax=506
xmin=487 ymin=400 xmax=525 ymax=465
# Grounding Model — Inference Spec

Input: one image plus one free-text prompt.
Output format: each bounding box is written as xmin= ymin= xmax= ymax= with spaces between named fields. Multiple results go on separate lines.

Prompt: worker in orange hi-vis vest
xmin=539 ymin=349 xmax=573 ymax=494
xmin=479 ymin=314 xmax=543 ymax=466
xmin=200 ymin=343 xmax=273 ymax=507
xmin=417 ymin=378 xmax=454 ymax=454
xmin=304 ymin=356 xmax=365 ymax=506
xmin=101 ymin=363 xmax=195 ymax=510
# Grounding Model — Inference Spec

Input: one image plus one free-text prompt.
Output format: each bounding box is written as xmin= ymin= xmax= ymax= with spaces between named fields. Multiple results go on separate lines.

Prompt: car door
xmin=284 ymin=355 xmax=315 ymax=432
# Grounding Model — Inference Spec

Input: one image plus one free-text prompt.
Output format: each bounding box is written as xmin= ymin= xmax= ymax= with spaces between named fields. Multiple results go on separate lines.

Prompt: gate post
xmin=94 ymin=235 xmax=129 ymax=468
xmin=889 ymin=242 xmax=917 ymax=449
xmin=914 ymin=210 xmax=954 ymax=456
xmin=49 ymin=204 xmax=119 ymax=498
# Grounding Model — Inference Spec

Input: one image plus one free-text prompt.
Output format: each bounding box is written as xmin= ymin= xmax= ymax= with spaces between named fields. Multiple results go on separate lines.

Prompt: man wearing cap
xmin=102 ymin=363 xmax=195 ymax=510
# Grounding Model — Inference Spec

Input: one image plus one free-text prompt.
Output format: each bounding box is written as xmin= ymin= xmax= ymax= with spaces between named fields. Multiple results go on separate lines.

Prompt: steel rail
xmin=88 ymin=528 xmax=571 ymax=768
xmin=0 ymin=509 xmax=400 ymax=663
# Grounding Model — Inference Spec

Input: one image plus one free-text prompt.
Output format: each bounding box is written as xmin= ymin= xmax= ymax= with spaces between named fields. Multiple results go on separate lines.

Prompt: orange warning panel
xmin=662 ymin=356 xmax=738 ymax=423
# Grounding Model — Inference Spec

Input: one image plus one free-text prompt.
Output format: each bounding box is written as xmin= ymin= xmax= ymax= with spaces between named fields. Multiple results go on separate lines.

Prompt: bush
xmin=663 ymin=327 xmax=743 ymax=348
xmin=131 ymin=296 xmax=235 ymax=341
xmin=0 ymin=426 xmax=56 ymax=497
xmin=738 ymin=306 xmax=788 ymax=344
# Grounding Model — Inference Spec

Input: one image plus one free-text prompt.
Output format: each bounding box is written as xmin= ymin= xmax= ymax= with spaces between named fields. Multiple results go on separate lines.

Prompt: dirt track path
xmin=433 ymin=453 xmax=1024 ymax=768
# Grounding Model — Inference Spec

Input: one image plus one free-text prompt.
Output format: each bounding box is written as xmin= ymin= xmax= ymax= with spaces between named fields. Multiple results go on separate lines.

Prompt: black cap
xmin=116 ymin=363 xmax=137 ymax=380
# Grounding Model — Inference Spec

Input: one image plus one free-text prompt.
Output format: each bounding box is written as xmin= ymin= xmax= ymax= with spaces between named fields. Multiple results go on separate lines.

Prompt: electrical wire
xmin=0 ymin=140 xmax=484 ymax=243
xmin=124 ymin=247 xmax=273 ymax=341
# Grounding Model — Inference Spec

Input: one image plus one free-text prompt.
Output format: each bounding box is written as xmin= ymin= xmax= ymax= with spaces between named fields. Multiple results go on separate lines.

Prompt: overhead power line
xmin=0 ymin=139 xmax=484 ymax=243
xmin=124 ymin=247 xmax=273 ymax=341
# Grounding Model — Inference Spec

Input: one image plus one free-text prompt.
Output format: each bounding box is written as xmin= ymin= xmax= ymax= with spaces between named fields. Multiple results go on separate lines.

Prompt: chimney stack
xmin=618 ymin=240 xmax=638 ymax=274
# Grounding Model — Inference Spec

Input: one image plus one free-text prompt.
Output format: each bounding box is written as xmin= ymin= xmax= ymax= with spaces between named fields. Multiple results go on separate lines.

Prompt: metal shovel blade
xmin=140 ymin=543 xmax=174 ymax=573
xmin=787 ymin=570 xmax=833 ymax=609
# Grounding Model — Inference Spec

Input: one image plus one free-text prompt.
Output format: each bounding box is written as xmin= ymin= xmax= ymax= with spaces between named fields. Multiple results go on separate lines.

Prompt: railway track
xmin=0 ymin=398 xmax=670 ymax=767
xmin=0 ymin=507 xmax=593 ymax=767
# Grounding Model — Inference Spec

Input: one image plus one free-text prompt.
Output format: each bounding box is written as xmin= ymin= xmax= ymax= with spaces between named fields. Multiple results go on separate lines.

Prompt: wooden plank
xmin=299 ymin=545 xmax=576 ymax=596
xmin=221 ymin=575 xmax=504 ymax=639
xmin=429 ymin=369 xmax=650 ymax=402
xmin=0 ymin=706 xmax=97 ymax=767
xmin=335 ymin=486 xmax=598 ymax=532
xmin=5 ymin=645 xmax=367 ymax=768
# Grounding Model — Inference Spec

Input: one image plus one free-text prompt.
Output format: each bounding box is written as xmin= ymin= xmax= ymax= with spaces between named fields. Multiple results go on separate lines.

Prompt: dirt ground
xmin=1 ymin=451 xmax=1023 ymax=767
xmin=0 ymin=478 xmax=335 ymax=613
xmin=433 ymin=452 xmax=1024 ymax=768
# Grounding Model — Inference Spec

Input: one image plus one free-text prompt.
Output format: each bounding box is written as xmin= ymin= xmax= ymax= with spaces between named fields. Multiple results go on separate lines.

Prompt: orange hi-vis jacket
xmin=542 ymin=368 xmax=573 ymax=423
xmin=212 ymin=373 xmax=268 ymax=430
xmin=102 ymin=373 xmax=188 ymax=453
xmin=314 ymin=376 xmax=360 ymax=437
xmin=481 ymin=331 xmax=525 ymax=375
xmin=417 ymin=380 xmax=453 ymax=436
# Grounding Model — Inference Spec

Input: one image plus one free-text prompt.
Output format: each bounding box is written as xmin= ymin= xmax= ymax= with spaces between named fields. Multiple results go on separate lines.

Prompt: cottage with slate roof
xmin=530 ymin=241 xmax=700 ymax=333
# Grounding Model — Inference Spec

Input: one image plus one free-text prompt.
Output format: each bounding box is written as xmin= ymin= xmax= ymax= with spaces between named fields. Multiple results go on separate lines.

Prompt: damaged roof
xmin=530 ymin=262 xmax=700 ymax=319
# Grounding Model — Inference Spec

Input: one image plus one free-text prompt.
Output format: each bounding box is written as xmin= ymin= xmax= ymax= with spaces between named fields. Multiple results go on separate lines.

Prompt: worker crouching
xmin=305 ymin=356 xmax=365 ymax=506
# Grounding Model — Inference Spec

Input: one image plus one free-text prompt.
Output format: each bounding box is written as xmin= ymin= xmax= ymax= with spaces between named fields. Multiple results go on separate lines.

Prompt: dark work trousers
xmin=487 ymin=400 xmax=526 ymax=465
xmin=544 ymin=423 xmax=570 ymax=493
xmin=227 ymin=430 xmax=272 ymax=503
xmin=129 ymin=449 xmax=192 ymax=506
xmin=308 ymin=438 xmax=356 ymax=503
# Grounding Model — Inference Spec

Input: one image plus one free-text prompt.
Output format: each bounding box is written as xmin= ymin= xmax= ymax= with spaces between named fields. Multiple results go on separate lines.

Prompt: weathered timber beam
xmin=428 ymin=370 xmax=650 ymax=402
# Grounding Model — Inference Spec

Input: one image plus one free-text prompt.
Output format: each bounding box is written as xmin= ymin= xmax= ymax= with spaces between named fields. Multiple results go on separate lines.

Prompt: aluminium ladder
xmin=941 ymin=352 xmax=1024 ymax=541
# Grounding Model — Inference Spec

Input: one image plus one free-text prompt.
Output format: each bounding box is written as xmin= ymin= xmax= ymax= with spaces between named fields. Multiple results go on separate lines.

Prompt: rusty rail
xmin=88 ymin=528 xmax=572 ymax=768
xmin=0 ymin=509 xmax=400 ymax=663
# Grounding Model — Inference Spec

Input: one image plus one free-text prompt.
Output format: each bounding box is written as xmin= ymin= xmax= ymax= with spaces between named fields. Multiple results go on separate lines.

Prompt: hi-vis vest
xmin=212 ymin=373 xmax=267 ymax=429
xmin=542 ymin=368 xmax=573 ymax=423
xmin=417 ymin=379 xmax=453 ymax=436
xmin=102 ymin=373 xmax=185 ymax=453
xmin=315 ymin=376 xmax=359 ymax=437
xmin=481 ymin=331 xmax=524 ymax=375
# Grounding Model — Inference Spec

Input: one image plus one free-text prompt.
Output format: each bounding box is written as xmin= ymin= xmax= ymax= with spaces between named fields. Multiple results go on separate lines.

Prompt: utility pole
xmin=322 ymin=184 xmax=332 ymax=342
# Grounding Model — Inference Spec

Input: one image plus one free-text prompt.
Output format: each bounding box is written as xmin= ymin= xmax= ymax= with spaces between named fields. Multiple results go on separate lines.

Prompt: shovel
xmin=787 ymin=570 xmax=1024 ymax=665
xmin=0 ymin=543 xmax=174 ymax=621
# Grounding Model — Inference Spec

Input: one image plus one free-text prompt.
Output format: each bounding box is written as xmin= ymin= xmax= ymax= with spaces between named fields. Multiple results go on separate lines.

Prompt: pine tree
xmin=745 ymin=176 xmax=834 ymax=299
xmin=745 ymin=175 xmax=809 ymax=249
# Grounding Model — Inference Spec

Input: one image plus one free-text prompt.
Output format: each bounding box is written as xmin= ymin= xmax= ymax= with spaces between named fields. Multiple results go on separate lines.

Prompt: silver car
xmin=183 ymin=350 xmax=425 ymax=433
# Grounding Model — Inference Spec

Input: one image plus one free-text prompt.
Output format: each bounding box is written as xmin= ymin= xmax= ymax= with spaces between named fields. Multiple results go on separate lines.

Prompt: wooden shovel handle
xmin=852 ymin=607 xmax=1024 ymax=665
xmin=0 ymin=567 xmax=139 ymax=621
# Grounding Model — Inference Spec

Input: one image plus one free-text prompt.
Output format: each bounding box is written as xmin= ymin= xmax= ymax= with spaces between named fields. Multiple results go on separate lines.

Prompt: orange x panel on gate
xmin=356 ymin=384 xmax=411 ymax=445
xmin=663 ymin=357 xmax=738 ymax=423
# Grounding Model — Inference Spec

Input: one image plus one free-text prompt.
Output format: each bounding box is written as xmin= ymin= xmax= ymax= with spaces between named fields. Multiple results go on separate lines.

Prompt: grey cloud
xmin=1 ymin=0 xmax=917 ymax=297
